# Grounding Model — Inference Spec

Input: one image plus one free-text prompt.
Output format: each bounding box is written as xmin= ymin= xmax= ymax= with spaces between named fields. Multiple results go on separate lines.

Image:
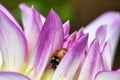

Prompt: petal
xmin=0 ymin=4 xmax=22 ymax=31
xmin=28 ymin=9 xmax=64 ymax=80
xmin=0 ymin=10 xmax=28 ymax=71
xmin=63 ymin=20 xmax=70 ymax=37
xmin=78 ymin=39 xmax=102 ymax=80
xmin=0 ymin=72 xmax=30 ymax=80
xmin=45 ymin=9 xmax=64 ymax=54
xmin=95 ymin=71 xmax=120 ymax=80
xmin=40 ymin=14 xmax=46 ymax=25
xmin=63 ymin=28 xmax=84 ymax=48
xmin=20 ymin=5 xmax=41 ymax=59
xmin=19 ymin=4 xmax=31 ymax=29
xmin=76 ymin=27 xmax=84 ymax=40
xmin=19 ymin=4 xmax=45 ymax=27
xmin=101 ymin=41 xmax=112 ymax=70
xmin=0 ymin=50 xmax=2 ymax=70
xmin=117 ymin=69 xmax=120 ymax=72
xmin=73 ymin=51 xmax=86 ymax=80
xmin=52 ymin=34 xmax=88 ymax=80
xmin=84 ymin=12 xmax=120 ymax=59
xmin=63 ymin=31 xmax=77 ymax=48
xmin=95 ymin=25 xmax=107 ymax=47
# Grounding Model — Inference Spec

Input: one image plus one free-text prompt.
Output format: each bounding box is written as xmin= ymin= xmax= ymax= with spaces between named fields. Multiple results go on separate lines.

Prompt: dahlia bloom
xmin=0 ymin=4 xmax=120 ymax=80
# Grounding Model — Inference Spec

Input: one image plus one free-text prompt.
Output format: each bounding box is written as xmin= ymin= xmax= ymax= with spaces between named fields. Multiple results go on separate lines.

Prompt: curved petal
xmin=0 ymin=10 xmax=28 ymax=71
xmin=95 ymin=71 xmax=120 ymax=80
xmin=40 ymin=14 xmax=46 ymax=25
xmin=0 ymin=4 xmax=22 ymax=31
xmin=27 ymin=9 xmax=64 ymax=80
xmin=0 ymin=72 xmax=30 ymax=80
xmin=20 ymin=5 xmax=41 ymax=59
xmin=84 ymin=12 xmax=120 ymax=60
xmin=19 ymin=4 xmax=32 ymax=28
xmin=73 ymin=52 xmax=86 ymax=80
xmin=63 ymin=20 xmax=70 ymax=37
xmin=76 ymin=27 xmax=84 ymax=40
xmin=95 ymin=25 xmax=107 ymax=47
xmin=78 ymin=39 xmax=102 ymax=80
xmin=101 ymin=41 xmax=112 ymax=70
xmin=52 ymin=34 xmax=88 ymax=80
xmin=0 ymin=50 xmax=2 ymax=70
xmin=19 ymin=4 xmax=45 ymax=27
xmin=63 ymin=31 xmax=77 ymax=48
xmin=117 ymin=69 xmax=120 ymax=72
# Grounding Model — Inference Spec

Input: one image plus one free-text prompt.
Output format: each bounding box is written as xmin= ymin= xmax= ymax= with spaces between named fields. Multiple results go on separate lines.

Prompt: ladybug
xmin=50 ymin=48 xmax=68 ymax=69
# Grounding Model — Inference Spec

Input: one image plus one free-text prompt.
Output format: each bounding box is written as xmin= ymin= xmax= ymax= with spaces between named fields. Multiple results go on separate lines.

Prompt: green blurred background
xmin=0 ymin=0 xmax=120 ymax=70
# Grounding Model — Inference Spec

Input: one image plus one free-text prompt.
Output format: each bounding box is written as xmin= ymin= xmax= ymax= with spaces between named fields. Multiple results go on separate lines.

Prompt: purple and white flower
xmin=0 ymin=4 xmax=120 ymax=80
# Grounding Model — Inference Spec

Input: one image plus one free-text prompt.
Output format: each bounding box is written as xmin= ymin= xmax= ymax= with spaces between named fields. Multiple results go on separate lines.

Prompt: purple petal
xmin=84 ymin=12 xmax=120 ymax=59
xmin=95 ymin=71 xmax=120 ymax=80
xmin=28 ymin=9 xmax=64 ymax=79
xmin=95 ymin=25 xmax=107 ymax=47
xmin=63 ymin=31 xmax=77 ymax=48
xmin=20 ymin=5 xmax=42 ymax=59
xmin=101 ymin=41 xmax=112 ymax=70
xmin=0 ymin=10 xmax=28 ymax=71
xmin=19 ymin=4 xmax=45 ymax=26
xmin=78 ymin=39 xmax=102 ymax=80
xmin=19 ymin=4 xmax=32 ymax=28
xmin=0 ymin=72 xmax=30 ymax=80
xmin=73 ymin=51 xmax=86 ymax=80
xmin=63 ymin=20 xmax=70 ymax=37
xmin=40 ymin=14 xmax=46 ymax=25
xmin=76 ymin=27 xmax=84 ymax=40
xmin=0 ymin=4 xmax=22 ymax=31
xmin=0 ymin=51 xmax=2 ymax=70
xmin=117 ymin=69 xmax=120 ymax=72
xmin=52 ymin=34 xmax=88 ymax=80
xmin=63 ymin=28 xmax=84 ymax=48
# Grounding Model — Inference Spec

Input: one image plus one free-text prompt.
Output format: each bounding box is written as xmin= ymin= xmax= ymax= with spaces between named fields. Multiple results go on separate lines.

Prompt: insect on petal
xmin=28 ymin=9 xmax=64 ymax=80
xmin=52 ymin=34 xmax=88 ymax=80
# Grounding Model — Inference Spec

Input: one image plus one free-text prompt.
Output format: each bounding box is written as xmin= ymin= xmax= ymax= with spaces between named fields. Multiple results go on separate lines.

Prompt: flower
xmin=0 ymin=3 xmax=120 ymax=80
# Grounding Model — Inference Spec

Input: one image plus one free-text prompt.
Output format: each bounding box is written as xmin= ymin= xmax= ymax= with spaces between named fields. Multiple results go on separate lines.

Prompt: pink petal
xmin=0 ymin=10 xmax=28 ymax=71
xmin=63 ymin=20 xmax=70 ymax=37
xmin=95 ymin=71 xmax=120 ymax=80
xmin=20 ymin=5 xmax=42 ymax=59
xmin=117 ymin=69 xmax=120 ymax=72
xmin=40 ymin=14 xmax=46 ymax=25
xmin=19 ymin=4 xmax=45 ymax=27
xmin=28 ymin=9 xmax=64 ymax=80
xmin=73 ymin=52 xmax=86 ymax=80
xmin=78 ymin=39 xmax=102 ymax=80
xmin=0 ymin=4 xmax=22 ymax=31
xmin=63 ymin=27 xmax=84 ymax=48
xmin=52 ymin=34 xmax=88 ymax=80
xmin=84 ymin=12 xmax=120 ymax=59
xmin=63 ymin=31 xmax=77 ymax=48
xmin=95 ymin=25 xmax=107 ymax=47
xmin=101 ymin=41 xmax=112 ymax=70
xmin=0 ymin=50 xmax=2 ymax=70
xmin=76 ymin=27 xmax=84 ymax=40
xmin=19 ymin=4 xmax=32 ymax=28
xmin=0 ymin=72 xmax=30 ymax=80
